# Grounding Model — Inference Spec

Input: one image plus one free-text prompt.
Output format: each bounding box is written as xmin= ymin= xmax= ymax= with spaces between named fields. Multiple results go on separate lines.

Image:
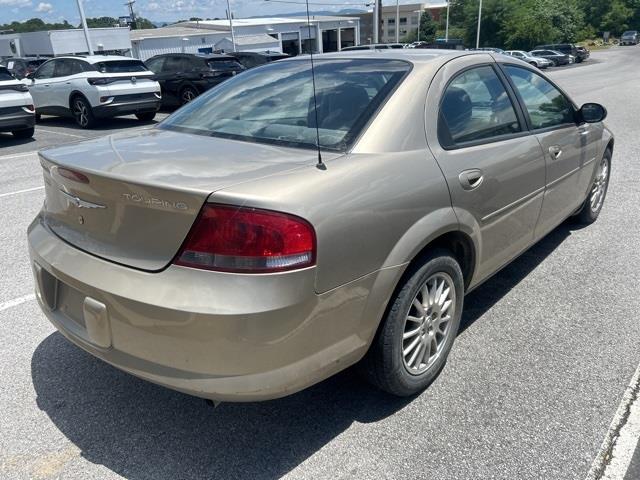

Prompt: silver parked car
xmin=28 ymin=51 xmax=613 ymax=401
xmin=505 ymin=50 xmax=553 ymax=68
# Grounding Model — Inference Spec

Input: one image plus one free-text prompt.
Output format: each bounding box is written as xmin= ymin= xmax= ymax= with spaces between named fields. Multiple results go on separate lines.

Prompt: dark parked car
xmin=530 ymin=49 xmax=572 ymax=66
xmin=576 ymin=46 xmax=591 ymax=61
xmin=535 ymin=43 xmax=587 ymax=63
xmin=0 ymin=57 xmax=47 ymax=79
xmin=620 ymin=31 xmax=639 ymax=45
xmin=229 ymin=51 xmax=289 ymax=69
xmin=145 ymin=53 xmax=244 ymax=106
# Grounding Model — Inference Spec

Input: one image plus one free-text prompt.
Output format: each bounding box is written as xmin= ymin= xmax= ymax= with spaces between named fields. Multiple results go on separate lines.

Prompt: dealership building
xmin=0 ymin=27 xmax=131 ymax=57
xmin=0 ymin=15 xmax=360 ymax=62
xmin=130 ymin=16 xmax=360 ymax=60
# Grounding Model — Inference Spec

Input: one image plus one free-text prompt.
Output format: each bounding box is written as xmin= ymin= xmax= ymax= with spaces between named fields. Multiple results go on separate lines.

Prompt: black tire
xmin=71 ymin=95 xmax=96 ymax=129
xmin=575 ymin=149 xmax=611 ymax=224
xmin=180 ymin=86 xmax=198 ymax=105
xmin=361 ymin=249 xmax=465 ymax=397
xmin=135 ymin=112 xmax=156 ymax=121
xmin=11 ymin=127 xmax=34 ymax=139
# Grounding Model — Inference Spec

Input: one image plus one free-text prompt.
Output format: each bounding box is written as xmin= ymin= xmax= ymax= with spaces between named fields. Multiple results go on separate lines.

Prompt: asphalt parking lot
xmin=1 ymin=48 xmax=639 ymax=480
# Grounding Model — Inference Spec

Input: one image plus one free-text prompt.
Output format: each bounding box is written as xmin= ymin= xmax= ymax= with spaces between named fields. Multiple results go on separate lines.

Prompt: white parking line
xmin=0 ymin=186 xmax=44 ymax=198
xmin=586 ymin=364 xmax=640 ymax=480
xmin=37 ymin=128 xmax=86 ymax=139
xmin=0 ymin=150 xmax=38 ymax=161
xmin=0 ymin=294 xmax=36 ymax=313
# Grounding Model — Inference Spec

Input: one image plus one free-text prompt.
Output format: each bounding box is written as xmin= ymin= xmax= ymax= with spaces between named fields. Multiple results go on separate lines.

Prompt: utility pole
xmin=445 ymin=0 xmax=450 ymax=41
xmin=124 ymin=0 xmax=137 ymax=30
xmin=76 ymin=0 xmax=93 ymax=55
xmin=476 ymin=0 xmax=482 ymax=49
xmin=226 ymin=0 xmax=236 ymax=52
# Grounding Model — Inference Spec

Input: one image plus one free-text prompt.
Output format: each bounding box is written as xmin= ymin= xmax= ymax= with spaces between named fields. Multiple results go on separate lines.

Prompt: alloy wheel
xmin=73 ymin=100 xmax=89 ymax=127
xmin=402 ymin=272 xmax=456 ymax=375
xmin=590 ymin=156 xmax=610 ymax=213
xmin=182 ymin=89 xmax=196 ymax=103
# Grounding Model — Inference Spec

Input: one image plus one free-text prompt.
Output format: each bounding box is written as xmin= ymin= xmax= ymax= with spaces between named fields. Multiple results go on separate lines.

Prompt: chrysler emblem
xmin=59 ymin=189 xmax=106 ymax=209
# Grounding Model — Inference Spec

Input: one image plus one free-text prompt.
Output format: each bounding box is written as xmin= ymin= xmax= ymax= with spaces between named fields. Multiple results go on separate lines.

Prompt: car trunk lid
xmin=39 ymin=128 xmax=334 ymax=271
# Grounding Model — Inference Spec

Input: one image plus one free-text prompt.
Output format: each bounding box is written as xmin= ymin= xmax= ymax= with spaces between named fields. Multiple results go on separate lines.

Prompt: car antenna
xmin=305 ymin=0 xmax=325 ymax=170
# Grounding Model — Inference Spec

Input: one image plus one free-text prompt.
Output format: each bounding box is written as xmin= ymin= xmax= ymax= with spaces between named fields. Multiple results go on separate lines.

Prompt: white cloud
xmin=0 ymin=0 xmax=32 ymax=6
xmin=35 ymin=1 xmax=53 ymax=13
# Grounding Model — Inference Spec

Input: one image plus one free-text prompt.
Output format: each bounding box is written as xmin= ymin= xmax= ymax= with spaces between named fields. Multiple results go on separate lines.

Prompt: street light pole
xmin=226 ymin=0 xmax=236 ymax=52
xmin=445 ymin=0 xmax=450 ymax=42
xmin=395 ymin=0 xmax=400 ymax=43
xmin=76 ymin=0 xmax=93 ymax=55
xmin=476 ymin=0 xmax=482 ymax=49
xmin=373 ymin=0 xmax=378 ymax=43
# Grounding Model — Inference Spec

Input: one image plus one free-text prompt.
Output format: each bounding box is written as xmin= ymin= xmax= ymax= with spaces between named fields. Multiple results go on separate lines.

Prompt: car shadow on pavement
xmin=0 ymin=132 xmax=36 ymax=147
xmin=459 ymin=222 xmax=573 ymax=333
xmin=31 ymin=334 xmax=414 ymax=480
xmin=30 ymin=221 xmax=576 ymax=480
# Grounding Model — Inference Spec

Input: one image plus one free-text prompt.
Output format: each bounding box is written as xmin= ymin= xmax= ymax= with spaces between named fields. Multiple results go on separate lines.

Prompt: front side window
xmin=35 ymin=60 xmax=55 ymax=79
xmin=439 ymin=65 xmax=521 ymax=145
xmin=504 ymin=66 xmax=575 ymax=129
xmin=160 ymin=59 xmax=410 ymax=151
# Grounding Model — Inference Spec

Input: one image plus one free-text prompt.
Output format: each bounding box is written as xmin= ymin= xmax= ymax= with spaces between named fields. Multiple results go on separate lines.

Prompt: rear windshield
xmin=28 ymin=60 xmax=46 ymax=68
xmin=95 ymin=60 xmax=148 ymax=73
xmin=0 ymin=67 xmax=13 ymax=81
xmin=206 ymin=59 xmax=243 ymax=70
xmin=160 ymin=59 xmax=409 ymax=151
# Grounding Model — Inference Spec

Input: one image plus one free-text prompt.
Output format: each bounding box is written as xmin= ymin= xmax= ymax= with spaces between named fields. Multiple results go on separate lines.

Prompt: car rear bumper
xmin=93 ymin=93 xmax=161 ymax=119
xmin=28 ymin=215 xmax=396 ymax=401
xmin=0 ymin=107 xmax=34 ymax=132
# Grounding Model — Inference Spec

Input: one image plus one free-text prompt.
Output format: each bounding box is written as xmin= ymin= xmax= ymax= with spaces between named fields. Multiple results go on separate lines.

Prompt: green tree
xmin=417 ymin=10 xmax=437 ymax=42
xmin=601 ymin=0 xmax=634 ymax=34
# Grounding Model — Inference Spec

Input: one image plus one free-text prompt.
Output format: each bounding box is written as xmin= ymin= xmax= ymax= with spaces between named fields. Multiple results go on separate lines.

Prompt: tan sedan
xmin=28 ymin=50 xmax=613 ymax=401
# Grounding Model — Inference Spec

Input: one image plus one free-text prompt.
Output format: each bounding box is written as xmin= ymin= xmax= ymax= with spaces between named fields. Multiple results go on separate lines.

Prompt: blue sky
xmin=0 ymin=0 xmax=412 ymax=25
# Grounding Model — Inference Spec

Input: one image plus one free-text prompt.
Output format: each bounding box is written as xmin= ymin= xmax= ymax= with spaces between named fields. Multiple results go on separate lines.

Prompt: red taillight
xmin=56 ymin=167 xmax=90 ymax=184
xmin=175 ymin=204 xmax=316 ymax=273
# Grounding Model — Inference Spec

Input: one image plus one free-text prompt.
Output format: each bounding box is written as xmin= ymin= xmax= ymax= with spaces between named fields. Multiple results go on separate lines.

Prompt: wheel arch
xmin=68 ymin=90 xmax=90 ymax=109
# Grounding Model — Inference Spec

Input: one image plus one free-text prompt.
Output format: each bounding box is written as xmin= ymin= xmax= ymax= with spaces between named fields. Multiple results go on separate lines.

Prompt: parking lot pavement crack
xmin=586 ymin=364 xmax=640 ymax=480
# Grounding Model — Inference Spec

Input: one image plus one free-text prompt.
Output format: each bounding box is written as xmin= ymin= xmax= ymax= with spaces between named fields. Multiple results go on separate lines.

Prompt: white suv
xmin=23 ymin=55 xmax=161 ymax=128
xmin=0 ymin=65 xmax=35 ymax=138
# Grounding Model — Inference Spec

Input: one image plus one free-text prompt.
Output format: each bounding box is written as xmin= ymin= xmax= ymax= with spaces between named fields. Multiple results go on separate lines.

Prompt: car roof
xmin=316 ymin=49 xmax=477 ymax=65
xmin=52 ymin=55 xmax=140 ymax=64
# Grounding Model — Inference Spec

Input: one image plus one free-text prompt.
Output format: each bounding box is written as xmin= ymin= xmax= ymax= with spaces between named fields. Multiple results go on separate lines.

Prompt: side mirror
xmin=579 ymin=103 xmax=607 ymax=123
xmin=25 ymin=72 xmax=34 ymax=80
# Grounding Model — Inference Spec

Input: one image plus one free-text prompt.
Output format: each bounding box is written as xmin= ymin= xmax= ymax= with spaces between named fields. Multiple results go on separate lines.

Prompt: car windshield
xmin=95 ymin=60 xmax=148 ymax=73
xmin=206 ymin=59 xmax=243 ymax=70
xmin=160 ymin=58 xmax=410 ymax=151
xmin=0 ymin=67 xmax=13 ymax=80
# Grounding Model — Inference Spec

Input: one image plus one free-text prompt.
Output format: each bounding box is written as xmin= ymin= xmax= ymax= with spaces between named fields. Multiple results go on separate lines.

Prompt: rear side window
xmin=0 ymin=67 xmax=13 ymax=81
xmin=439 ymin=65 xmax=521 ymax=146
xmin=504 ymin=66 xmax=575 ymax=129
xmin=95 ymin=60 xmax=148 ymax=73
xmin=145 ymin=57 xmax=165 ymax=74
xmin=206 ymin=59 xmax=243 ymax=70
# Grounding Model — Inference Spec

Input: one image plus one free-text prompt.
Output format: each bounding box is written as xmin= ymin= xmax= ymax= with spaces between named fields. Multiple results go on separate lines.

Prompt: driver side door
xmin=29 ymin=59 xmax=56 ymax=110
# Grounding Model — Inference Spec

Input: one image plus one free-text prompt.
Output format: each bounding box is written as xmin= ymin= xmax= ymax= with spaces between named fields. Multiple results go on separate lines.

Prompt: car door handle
xmin=459 ymin=169 xmax=484 ymax=190
xmin=549 ymin=146 xmax=562 ymax=159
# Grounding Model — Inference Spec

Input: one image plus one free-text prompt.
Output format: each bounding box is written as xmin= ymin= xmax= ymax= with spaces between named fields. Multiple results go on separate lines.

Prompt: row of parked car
xmin=473 ymin=43 xmax=590 ymax=68
xmin=0 ymin=50 xmax=288 ymax=139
